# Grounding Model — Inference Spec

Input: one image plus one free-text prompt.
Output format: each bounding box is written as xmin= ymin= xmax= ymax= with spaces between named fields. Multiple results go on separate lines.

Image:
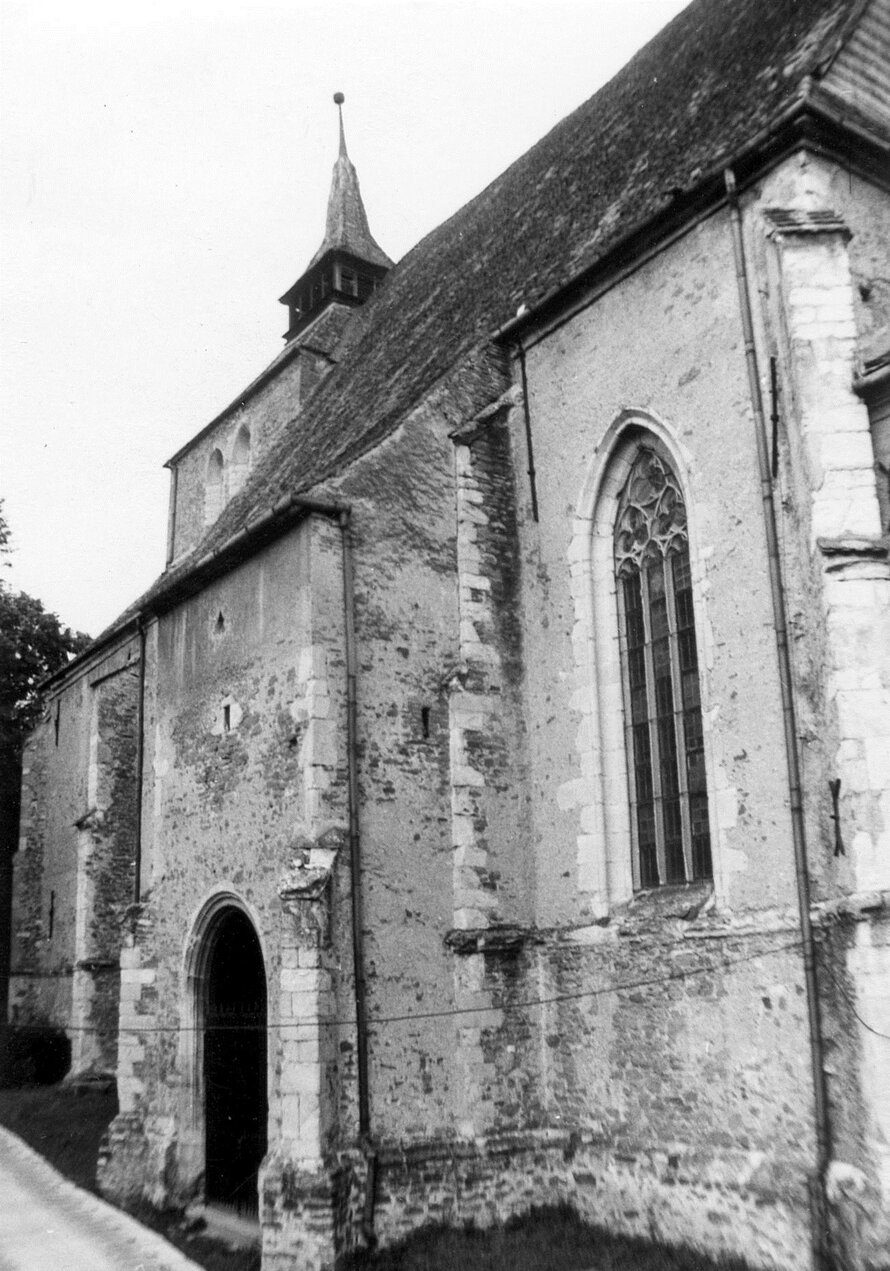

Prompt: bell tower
xmin=279 ymin=94 xmax=392 ymax=342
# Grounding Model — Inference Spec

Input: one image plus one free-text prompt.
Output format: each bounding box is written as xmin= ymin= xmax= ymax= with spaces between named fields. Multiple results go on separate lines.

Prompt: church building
xmin=9 ymin=0 xmax=890 ymax=1267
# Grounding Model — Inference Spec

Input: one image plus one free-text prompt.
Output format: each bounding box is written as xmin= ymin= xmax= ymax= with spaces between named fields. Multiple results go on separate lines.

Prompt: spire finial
xmin=333 ymin=92 xmax=347 ymax=157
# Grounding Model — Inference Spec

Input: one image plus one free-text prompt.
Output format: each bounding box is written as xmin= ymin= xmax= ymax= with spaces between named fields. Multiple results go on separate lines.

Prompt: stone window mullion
xmin=639 ymin=566 xmax=668 ymax=886
xmin=616 ymin=578 xmax=641 ymax=891
xmin=664 ymin=553 xmax=693 ymax=881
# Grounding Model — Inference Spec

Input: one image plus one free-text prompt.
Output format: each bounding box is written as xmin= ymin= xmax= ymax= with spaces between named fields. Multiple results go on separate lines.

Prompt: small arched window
xmin=229 ymin=426 xmax=251 ymax=498
xmin=205 ymin=448 xmax=225 ymax=525
xmin=614 ymin=446 xmax=711 ymax=889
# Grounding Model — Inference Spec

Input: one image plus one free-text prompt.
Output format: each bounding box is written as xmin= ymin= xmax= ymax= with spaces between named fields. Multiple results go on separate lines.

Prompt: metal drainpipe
xmin=516 ymin=341 xmax=540 ymax=522
xmin=165 ymin=466 xmax=178 ymax=568
xmin=337 ymin=509 xmax=377 ymax=1241
xmin=724 ymin=168 xmax=833 ymax=1270
xmin=133 ymin=616 xmax=146 ymax=905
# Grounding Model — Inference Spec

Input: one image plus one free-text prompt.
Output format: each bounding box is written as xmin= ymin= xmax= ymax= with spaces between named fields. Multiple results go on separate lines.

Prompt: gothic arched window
xmin=205 ymin=448 xmax=225 ymax=526
xmin=229 ymin=426 xmax=251 ymax=497
xmin=614 ymin=446 xmax=711 ymax=889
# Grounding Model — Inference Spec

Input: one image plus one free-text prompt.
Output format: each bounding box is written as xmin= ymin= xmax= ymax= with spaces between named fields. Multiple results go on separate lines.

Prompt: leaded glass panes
xmin=614 ymin=447 xmax=712 ymax=888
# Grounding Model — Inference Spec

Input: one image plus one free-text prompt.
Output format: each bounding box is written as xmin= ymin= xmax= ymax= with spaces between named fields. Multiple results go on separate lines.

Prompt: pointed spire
xmin=280 ymin=94 xmax=391 ymax=341
xmin=334 ymin=91 xmax=347 ymax=158
xmin=306 ymin=94 xmax=392 ymax=271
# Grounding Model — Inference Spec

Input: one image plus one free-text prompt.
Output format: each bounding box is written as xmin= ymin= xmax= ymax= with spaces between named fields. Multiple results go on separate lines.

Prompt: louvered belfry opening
xmin=279 ymin=94 xmax=392 ymax=341
xmin=203 ymin=908 xmax=268 ymax=1215
xmin=614 ymin=447 xmax=712 ymax=890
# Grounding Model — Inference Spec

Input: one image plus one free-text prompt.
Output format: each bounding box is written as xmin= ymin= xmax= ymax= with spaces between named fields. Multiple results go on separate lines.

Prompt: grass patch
xmin=0 ymin=1082 xmax=116 ymax=1192
xmin=346 ymin=1205 xmax=757 ymax=1271
xmin=0 ymin=1083 xmax=258 ymax=1271
xmin=127 ymin=1204 xmax=261 ymax=1271
xmin=0 ymin=1091 xmax=755 ymax=1271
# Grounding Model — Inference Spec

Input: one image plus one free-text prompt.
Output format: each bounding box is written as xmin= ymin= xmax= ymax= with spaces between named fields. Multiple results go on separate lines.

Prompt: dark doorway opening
xmin=204 ymin=908 xmax=268 ymax=1214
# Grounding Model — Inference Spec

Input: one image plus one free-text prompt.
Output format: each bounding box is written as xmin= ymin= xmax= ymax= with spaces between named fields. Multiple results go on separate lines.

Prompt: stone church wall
xmin=100 ymin=417 xmax=468 ymax=1210
xmin=499 ymin=186 xmax=817 ymax=1254
xmin=18 ymin=145 xmax=888 ymax=1270
xmin=169 ymin=301 xmax=354 ymax=564
xmin=248 ymin=175 xmax=833 ymax=1267
xmin=169 ymin=350 xmax=310 ymax=563
xmin=752 ymin=156 xmax=890 ymax=1263
xmin=12 ymin=710 xmax=80 ymax=1032
xmin=124 ymin=152 xmax=889 ymax=1269
xmin=325 ymin=404 xmax=477 ymax=1149
xmin=515 ymin=192 xmax=792 ymax=922
xmin=102 ymin=520 xmax=350 ymax=1203
xmin=11 ymin=640 xmax=140 ymax=1076
xmin=304 ymin=153 xmax=889 ymax=1268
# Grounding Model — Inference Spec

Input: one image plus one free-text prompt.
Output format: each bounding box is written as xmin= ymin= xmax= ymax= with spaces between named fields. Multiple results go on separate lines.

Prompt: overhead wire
xmin=9 ymin=935 xmax=806 ymax=1035
xmin=821 ymin=958 xmax=890 ymax=1042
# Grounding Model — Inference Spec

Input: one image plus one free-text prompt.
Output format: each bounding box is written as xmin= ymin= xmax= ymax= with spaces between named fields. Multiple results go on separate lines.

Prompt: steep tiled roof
xmin=94 ymin=0 xmax=885 ymax=647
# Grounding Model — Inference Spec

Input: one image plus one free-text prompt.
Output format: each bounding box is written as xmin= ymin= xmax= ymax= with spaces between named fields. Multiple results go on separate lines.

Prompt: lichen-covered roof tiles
xmin=94 ymin=0 xmax=887 ymax=646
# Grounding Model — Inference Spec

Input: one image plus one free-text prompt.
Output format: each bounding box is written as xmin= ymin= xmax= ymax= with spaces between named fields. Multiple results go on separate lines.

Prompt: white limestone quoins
xmin=770 ymin=217 xmax=882 ymax=541
xmin=453 ymin=843 xmax=489 ymax=869
xmin=293 ymin=645 xmax=339 ymax=836
xmin=454 ymin=889 xmax=499 ymax=918
xmin=280 ymin=1060 xmax=321 ymax=1098
xmin=458 ymin=503 xmax=489 ymax=527
xmin=121 ymin=967 xmax=157 ymax=986
xmin=280 ymin=967 xmax=332 ymax=995
xmin=770 ymin=209 xmax=890 ymax=902
xmin=450 ymin=433 xmax=509 ymax=932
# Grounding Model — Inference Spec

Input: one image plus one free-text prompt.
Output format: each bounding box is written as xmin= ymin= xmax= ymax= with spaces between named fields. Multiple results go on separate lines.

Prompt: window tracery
xmin=614 ymin=446 xmax=711 ymax=889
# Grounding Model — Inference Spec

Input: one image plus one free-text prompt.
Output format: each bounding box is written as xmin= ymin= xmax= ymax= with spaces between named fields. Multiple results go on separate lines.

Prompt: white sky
xmin=2 ymin=0 xmax=689 ymax=637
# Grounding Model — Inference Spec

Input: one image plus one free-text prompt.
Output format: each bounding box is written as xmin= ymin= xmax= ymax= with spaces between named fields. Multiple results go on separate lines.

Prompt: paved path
xmin=0 ymin=1125 xmax=203 ymax=1271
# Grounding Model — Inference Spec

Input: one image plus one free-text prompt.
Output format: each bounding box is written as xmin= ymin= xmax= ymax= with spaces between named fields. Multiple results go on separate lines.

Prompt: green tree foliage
xmin=0 ymin=502 xmax=91 ymax=1034
xmin=0 ymin=588 xmax=90 ymax=741
xmin=0 ymin=502 xmax=91 ymax=851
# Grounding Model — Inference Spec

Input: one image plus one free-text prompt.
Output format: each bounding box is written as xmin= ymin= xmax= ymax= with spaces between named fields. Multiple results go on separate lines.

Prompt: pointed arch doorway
xmin=203 ymin=907 xmax=268 ymax=1214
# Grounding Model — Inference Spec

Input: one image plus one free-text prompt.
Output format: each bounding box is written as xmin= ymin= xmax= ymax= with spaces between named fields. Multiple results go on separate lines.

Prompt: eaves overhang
xmin=493 ymin=94 xmax=890 ymax=351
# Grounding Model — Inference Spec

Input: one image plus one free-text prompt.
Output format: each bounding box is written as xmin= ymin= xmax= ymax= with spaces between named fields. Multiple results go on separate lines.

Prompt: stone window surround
xmin=568 ymin=410 xmax=722 ymax=917
xmin=862 ymin=382 xmax=890 ymax=537
xmin=613 ymin=446 xmax=712 ymax=889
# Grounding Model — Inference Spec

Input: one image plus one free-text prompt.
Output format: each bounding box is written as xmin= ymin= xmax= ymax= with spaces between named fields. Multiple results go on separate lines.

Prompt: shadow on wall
xmin=0 ymin=1021 xmax=71 ymax=1088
